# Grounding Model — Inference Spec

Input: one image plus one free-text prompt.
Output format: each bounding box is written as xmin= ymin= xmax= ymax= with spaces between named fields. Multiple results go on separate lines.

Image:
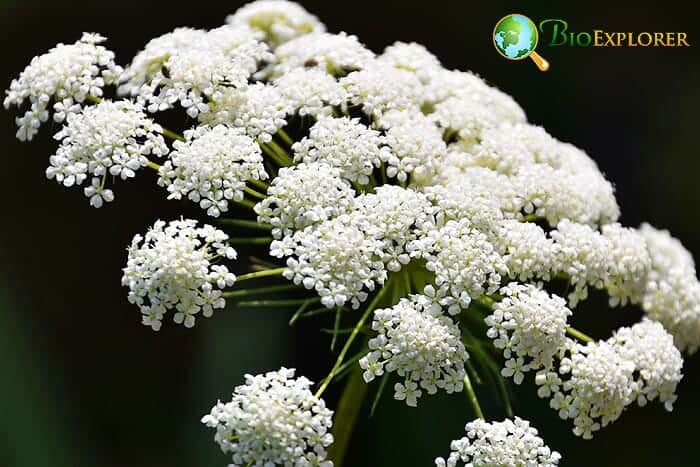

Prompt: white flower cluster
xmin=536 ymin=319 xmax=683 ymax=439
xmin=255 ymin=162 xmax=355 ymax=238
xmin=199 ymin=82 xmax=290 ymax=142
xmin=226 ymin=0 xmax=325 ymax=46
xmin=413 ymin=219 xmax=507 ymax=314
xmin=119 ymin=25 xmax=272 ymax=118
xmin=340 ymin=64 xmax=423 ymax=118
xmin=551 ymin=220 xmax=651 ymax=306
xmin=274 ymin=68 xmax=347 ymax=117
xmin=271 ymin=214 xmax=387 ymax=309
xmin=379 ymin=110 xmax=446 ymax=184
xmin=292 ymin=116 xmax=388 ymax=184
xmin=639 ymin=224 xmax=700 ymax=353
xmin=360 ymin=295 xmax=468 ymax=406
xmin=47 ymin=100 xmax=168 ymax=207
xmin=121 ymin=219 xmax=237 ymax=330
xmin=435 ymin=417 xmax=561 ymax=467
xmin=486 ymin=284 xmax=571 ymax=384
xmin=158 ymin=125 xmax=267 ymax=217
xmin=4 ymin=33 xmax=122 ymax=141
xmin=378 ymin=41 xmax=442 ymax=83
xmin=201 ymin=367 xmax=334 ymax=467
xmin=269 ymin=31 xmax=375 ymax=77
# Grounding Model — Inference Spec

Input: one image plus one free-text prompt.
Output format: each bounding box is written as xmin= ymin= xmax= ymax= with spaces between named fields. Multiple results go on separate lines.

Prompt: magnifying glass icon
xmin=493 ymin=14 xmax=550 ymax=72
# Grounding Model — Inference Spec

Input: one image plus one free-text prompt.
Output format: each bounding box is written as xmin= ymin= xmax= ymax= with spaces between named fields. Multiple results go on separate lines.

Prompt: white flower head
xmin=46 ymin=100 xmax=168 ymax=207
xmin=415 ymin=219 xmax=507 ymax=314
xmin=360 ymin=295 xmax=468 ymax=406
xmin=121 ymin=219 xmax=237 ymax=330
xmin=640 ymin=223 xmax=695 ymax=276
xmin=435 ymin=417 xmax=561 ymax=467
xmin=550 ymin=220 xmax=651 ymax=307
xmin=352 ymin=185 xmax=436 ymax=271
xmin=292 ymin=116 xmax=389 ymax=184
xmin=226 ymin=0 xmax=325 ymax=46
xmin=119 ymin=26 xmax=271 ymax=118
xmin=270 ymin=32 xmax=375 ymax=77
xmin=273 ymin=68 xmax=347 ymax=117
xmin=487 ymin=284 xmax=571 ymax=383
xmin=340 ymin=62 xmax=423 ymax=118
xmin=494 ymin=220 xmax=556 ymax=282
xmin=254 ymin=162 xmax=355 ymax=238
xmin=544 ymin=340 xmax=637 ymax=439
xmin=270 ymin=214 xmax=387 ymax=309
xmin=201 ymin=367 xmax=334 ymax=467
xmin=158 ymin=125 xmax=267 ymax=217
xmin=378 ymin=110 xmax=447 ymax=184
xmin=4 ymin=33 xmax=123 ymax=141
xmin=199 ymin=83 xmax=289 ymax=142
xmin=378 ymin=41 xmax=442 ymax=83
xmin=610 ymin=319 xmax=683 ymax=410
xmin=429 ymin=83 xmax=526 ymax=147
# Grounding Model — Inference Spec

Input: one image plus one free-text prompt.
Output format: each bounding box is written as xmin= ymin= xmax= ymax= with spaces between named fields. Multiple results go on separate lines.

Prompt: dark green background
xmin=1 ymin=1 xmax=698 ymax=466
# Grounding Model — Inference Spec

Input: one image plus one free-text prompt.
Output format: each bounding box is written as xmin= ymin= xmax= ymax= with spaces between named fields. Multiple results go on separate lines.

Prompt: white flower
xmin=610 ymin=319 xmax=683 ymax=410
xmin=199 ymin=83 xmax=289 ymax=142
xmin=201 ymin=367 xmax=334 ymax=467
xmin=377 ymin=110 xmax=446 ymax=184
xmin=351 ymin=185 xmax=436 ymax=271
xmin=158 ymin=125 xmax=266 ymax=217
xmin=511 ymin=163 xmax=619 ymax=227
xmin=4 ymin=33 xmax=122 ymax=141
xmin=550 ymin=220 xmax=651 ymax=307
xmin=435 ymin=417 xmax=561 ymax=467
xmin=378 ymin=41 xmax=442 ymax=83
xmin=340 ymin=62 xmax=423 ymax=118
xmin=414 ymin=219 xmax=507 ymax=314
xmin=292 ymin=116 xmax=388 ymax=184
xmin=638 ymin=223 xmax=700 ymax=353
xmin=226 ymin=0 xmax=325 ymax=46
xmin=270 ymin=214 xmax=387 ymax=309
xmin=360 ymin=295 xmax=468 ymax=405
xmin=486 ymin=284 xmax=571 ymax=381
xmin=642 ymin=267 xmax=700 ymax=354
xmin=429 ymin=83 xmax=526 ymax=147
xmin=270 ymin=32 xmax=375 ymax=77
xmin=544 ymin=340 xmax=637 ymax=439
xmin=46 ymin=100 xmax=168 ymax=206
xmin=639 ymin=223 xmax=695 ymax=276
xmin=494 ymin=220 xmax=556 ymax=282
xmin=121 ymin=219 xmax=237 ymax=330
xmin=254 ymin=162 xmax=355 ymax=238
xmin=393 ymin=381 xmax=422 ymax=407
xmin=119 ymin=25 xmax=271 ymax=118
xmin=274 ymin=68 xmax=347 ymax=117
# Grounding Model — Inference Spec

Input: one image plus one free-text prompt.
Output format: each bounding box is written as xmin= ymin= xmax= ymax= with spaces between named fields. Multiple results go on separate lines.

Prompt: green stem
xmin=244 ymin=186 xmax=266 ymax=200
xmin=463 ymin=374 xmax=484 ymax=420
xmin=161 ymin=127 xmax=185 ymax=142
xmin=315 ymin=281 xmax=391 ymax=398
xmin=277 ymin=128 xmax=294 ymax=146
xmin=227 ymin=236 xmax=273 ymax=245
xmin=146 ymin=160 xmax=161 ymax=171
xmin=237 ymin=298 xmax=320 ymax=308
xmin=222 ymin=284 xmax=298 ymax=298
xmin=260 ymin=143 xmax=291 ymax=167
xmin=233 ymin=199 xmax=256 ymax=210
xmin=248 ymin=178 xmax=269 ymax=191
xmin=219 ymin=219 xmax=272 ymax=231
xmin=236 ymin=267 xmax=286 ymax=282
xmin=566 ymin=326 xmax=594 ymax=343
xmin=326 ymin=366 xmax=368 ymax=467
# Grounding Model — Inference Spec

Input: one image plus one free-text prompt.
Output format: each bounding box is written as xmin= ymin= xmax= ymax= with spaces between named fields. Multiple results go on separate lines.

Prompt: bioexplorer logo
xmin=493 ymin=14 xmax=690 ymax=72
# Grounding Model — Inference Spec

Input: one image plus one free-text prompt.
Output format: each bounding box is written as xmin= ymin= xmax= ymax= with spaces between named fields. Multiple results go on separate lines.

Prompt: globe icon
xmin=493 ymin=14 xmax=549 ymax=71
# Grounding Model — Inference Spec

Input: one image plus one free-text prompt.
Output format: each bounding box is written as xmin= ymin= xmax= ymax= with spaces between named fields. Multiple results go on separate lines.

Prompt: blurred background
xmin=0 ymin=0 xmax=698 ymax=466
